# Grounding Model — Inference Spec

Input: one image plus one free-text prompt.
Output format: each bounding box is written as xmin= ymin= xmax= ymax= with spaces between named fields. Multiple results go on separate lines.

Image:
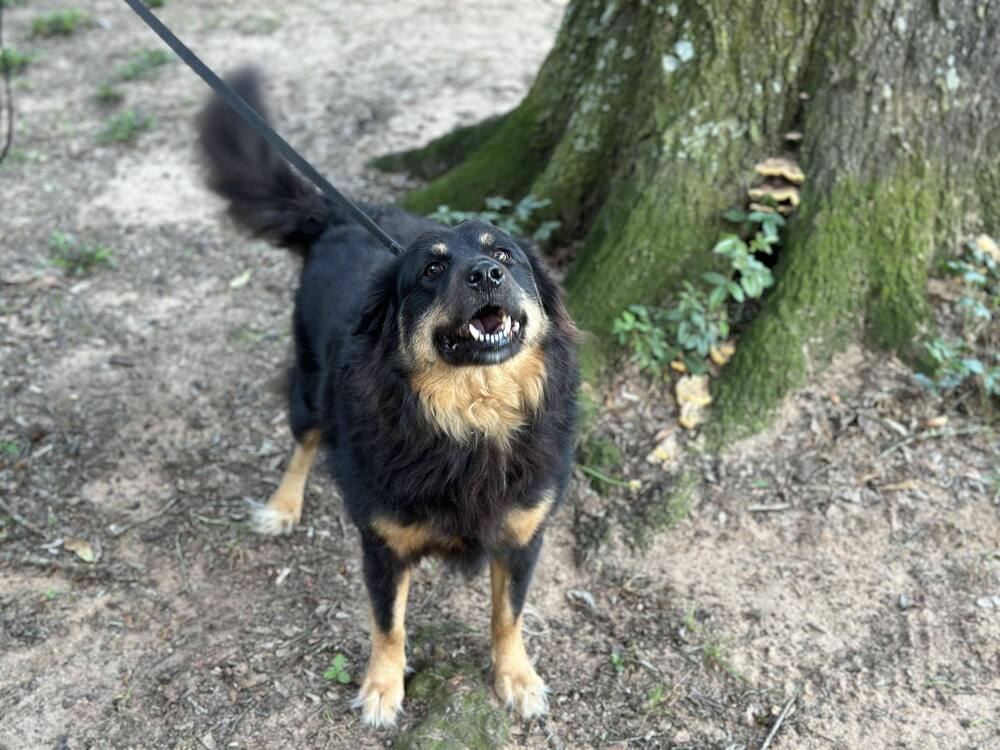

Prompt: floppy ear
xmin=524 ymin=245 xmax=582 ymax=342
xmin=353 ymin=265 xmax=398 ymax=338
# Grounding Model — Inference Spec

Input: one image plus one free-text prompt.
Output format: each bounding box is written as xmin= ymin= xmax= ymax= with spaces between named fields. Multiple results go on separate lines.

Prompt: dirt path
xmin=1 ymin=2 xmax=998 ymax=749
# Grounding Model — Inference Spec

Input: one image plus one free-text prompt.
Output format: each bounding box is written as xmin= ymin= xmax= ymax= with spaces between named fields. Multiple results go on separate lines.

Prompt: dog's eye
xmin=424 ymin=262 xmax=444 ymax=278
xmin=492 ymin=248 xmax=512 ymax=264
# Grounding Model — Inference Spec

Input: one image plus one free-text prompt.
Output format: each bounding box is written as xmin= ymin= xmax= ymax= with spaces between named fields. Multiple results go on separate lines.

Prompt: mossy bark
xmin=379 ymin=0 xmax=1000 ymax=440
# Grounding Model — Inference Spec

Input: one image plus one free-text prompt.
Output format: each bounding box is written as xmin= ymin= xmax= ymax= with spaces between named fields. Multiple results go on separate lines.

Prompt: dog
xmin=197 ymin=68 xmax=580 ymax=728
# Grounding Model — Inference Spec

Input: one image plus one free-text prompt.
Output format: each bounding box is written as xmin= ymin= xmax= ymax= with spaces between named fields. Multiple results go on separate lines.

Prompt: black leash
xmin=0 ymin=2 xmax=14 ymax=165
xmin=121 ymin=0 xmax=405 ymax=256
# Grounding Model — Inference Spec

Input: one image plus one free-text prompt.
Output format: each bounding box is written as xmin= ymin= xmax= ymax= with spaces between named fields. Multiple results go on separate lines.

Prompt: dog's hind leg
xmin=490 ymin=538 xmax=549 ymax=719
xmin=354 ymin=535 xmax=411 ymax=727
xmin=250 ymin=428 xmax=320 ymax=535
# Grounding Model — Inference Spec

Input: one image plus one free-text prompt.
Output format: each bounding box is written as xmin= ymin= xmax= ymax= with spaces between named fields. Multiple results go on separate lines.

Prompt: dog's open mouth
xmin=437 ymin=304 xmax=526 ymax=364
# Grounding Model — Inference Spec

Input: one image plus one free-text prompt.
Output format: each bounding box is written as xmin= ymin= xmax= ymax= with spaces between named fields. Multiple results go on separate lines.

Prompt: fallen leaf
xmin=64 ymin=537 xmax=95 ymax=563
xmin=646 ymin=432 xmax=680 ymax=467
xmin=678 ymin=401 xmax=707 ymax=430
xmin=924 ymin=415 xmax=948 ymax=429
xmin=670 ymin=359 xmax=687 ymax=373
xmin=229 ymin=269 xmax=253 ymax=289
xmin=676 ymin=374 xmax=712 ymax=406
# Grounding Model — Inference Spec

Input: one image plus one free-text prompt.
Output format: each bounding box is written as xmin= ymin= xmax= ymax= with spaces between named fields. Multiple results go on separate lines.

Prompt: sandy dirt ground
xmin=1 ymin=1 xmax=998 ymax=748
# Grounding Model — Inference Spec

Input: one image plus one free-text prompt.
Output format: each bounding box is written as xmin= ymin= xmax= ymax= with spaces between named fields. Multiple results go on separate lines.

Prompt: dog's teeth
xmin=470 ymin=325 xmax=482 ymax=341
xmin=512 ymin=320 xmax=521 ymax=334
xmin=502 ymin=314 xmax=512 ymax=336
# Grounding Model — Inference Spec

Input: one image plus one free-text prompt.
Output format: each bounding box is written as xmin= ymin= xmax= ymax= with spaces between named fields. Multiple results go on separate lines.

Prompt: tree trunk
xmin=377 ymin=0 xmax=999 ymax=440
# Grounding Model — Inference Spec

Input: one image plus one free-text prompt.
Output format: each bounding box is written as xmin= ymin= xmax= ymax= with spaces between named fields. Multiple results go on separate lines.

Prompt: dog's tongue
xmin=472 ymin=311 xmax=503 ymax=335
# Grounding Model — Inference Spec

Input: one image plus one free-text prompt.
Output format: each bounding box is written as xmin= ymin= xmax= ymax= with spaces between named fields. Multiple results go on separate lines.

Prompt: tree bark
xmin=377 ymin=0 xmax=999 ymax=440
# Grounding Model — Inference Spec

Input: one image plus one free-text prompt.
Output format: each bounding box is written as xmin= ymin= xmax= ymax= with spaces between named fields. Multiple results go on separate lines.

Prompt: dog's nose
xmin=465 ymin=259 xmax=505 ymax=289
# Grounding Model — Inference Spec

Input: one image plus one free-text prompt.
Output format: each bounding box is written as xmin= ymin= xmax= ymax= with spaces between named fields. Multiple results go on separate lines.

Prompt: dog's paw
xmin=246 ymin=496 xmax=300 ymax=536
xmin=495 ymin=661 xmax=549 ymax=719
xmin=352 ymin=675 xmax=404 ymax=728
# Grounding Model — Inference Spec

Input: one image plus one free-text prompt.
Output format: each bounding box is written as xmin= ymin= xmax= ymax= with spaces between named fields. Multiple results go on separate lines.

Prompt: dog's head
xmin=356 ymin=220 xmax=569 ymax=366
xmin=355 ymin=220 xmax=576 ymax=441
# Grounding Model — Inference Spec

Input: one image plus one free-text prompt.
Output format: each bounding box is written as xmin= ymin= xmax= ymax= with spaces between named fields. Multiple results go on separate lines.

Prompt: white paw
xmin=352 ymin=676 xmax=404 ymax=728
xmin=246 ymin=499 xmax=298 ymax=536
xmin=495 ymin=664 xmax=549 ymax=719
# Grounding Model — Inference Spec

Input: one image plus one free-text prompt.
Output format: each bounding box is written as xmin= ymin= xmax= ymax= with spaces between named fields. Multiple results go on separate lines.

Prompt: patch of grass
xmin=0 ymin=440 xmax=19 ymax=457
xmin=142 ymin=0 xmax=166 ymax=7
xmin=1 ymin=0 xmax=30 ymax=7
xmin=576 ymin=432 xmax=625 ymax=495
xmin=0 ymin=48 xmax=34 ymax=74
xmin=96 ymin=109 xmax=153 ymax=144
xmin=31 ymin=9 xmax=91 ymax=37
xmin=702 ymin=642 xmax=744 ymax=682
xmin=117 ymin=48 xmax=172 ymax=81
xmin=48 ymin=232 xmax=114 ymax=276
xmin=95 ymin=83 xmax=124 ymax=106
xmin=321 ymin=653 xmax=351 ymax=684
xmin=234 ymin=327 xmax=265 ymax=345
xmin=234 ymin=14 xmax=281 ymax=35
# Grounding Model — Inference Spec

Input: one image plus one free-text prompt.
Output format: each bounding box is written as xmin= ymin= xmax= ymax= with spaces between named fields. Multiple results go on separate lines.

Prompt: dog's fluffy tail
xmin=197 ymin=67 xmax=334 ymax=255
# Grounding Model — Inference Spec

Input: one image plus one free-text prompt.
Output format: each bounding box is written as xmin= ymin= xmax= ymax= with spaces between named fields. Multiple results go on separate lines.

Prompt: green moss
xmin=710 ymin=166 xmax=944 ymax=444
xmin=629 ymin=471 xmax=695 ymax=549
xmin=402 ymin=96 xmax=553 ymax=215
xmin=371 ymin=113 xmax=509 ymax=181
xmin=395 ymin=662 xmax=508 ymax=750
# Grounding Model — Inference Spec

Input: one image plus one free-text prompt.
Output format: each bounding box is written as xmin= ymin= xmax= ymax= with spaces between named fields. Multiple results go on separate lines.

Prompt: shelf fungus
xmin=753 ymin=156 xmax=805 ymax=185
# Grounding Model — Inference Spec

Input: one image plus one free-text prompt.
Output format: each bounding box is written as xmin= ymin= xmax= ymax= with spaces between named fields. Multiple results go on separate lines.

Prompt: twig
xmin=877 ymin=425 xmax=985 ymax=461
xmin=108 ymin=496 xmax=181 ymax=538
xmin=536 ymin=716 xmax=565 ymax=750
xmin=748 ymin=503 xmax=792 ymax=513
xmin=0 ymin=497 xmax=49 ymax=539
xmin=760 ymin=690 xmax=798 ymax=750
xmin=175 ymin=533 xmax=191 ymax=594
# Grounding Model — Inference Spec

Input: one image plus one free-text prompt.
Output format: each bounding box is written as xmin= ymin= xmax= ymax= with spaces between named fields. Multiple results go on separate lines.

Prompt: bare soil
xmin=1 ymin=2 xmax=998 ymax=749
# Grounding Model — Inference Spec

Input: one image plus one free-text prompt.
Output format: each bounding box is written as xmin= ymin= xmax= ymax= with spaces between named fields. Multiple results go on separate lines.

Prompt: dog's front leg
xmin=354 ymin=533 xmax=410 ymax=728
xmin=490 ymin=536 xmax=549 ymax=718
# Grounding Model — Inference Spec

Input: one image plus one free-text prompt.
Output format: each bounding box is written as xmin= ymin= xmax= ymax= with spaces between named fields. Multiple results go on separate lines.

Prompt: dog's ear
xmin=524 ymin=244 xmax=582 ymax=342
xmin=353 ymin=265 xmax=398 ymax=338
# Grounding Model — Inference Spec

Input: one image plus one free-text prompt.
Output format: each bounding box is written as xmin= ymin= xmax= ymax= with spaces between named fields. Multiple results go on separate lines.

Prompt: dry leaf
xmin=924 ymin=415 xmax=948 ymax=429
xmin=678 ymin=401 xmax=707 ymax=430
xmin=676 ymin=374 xmax=712 ymax=406
xmin=974 ymin=234 xmax=1000 ymax=263
xmin=64 ymin=537 xmax=95 ymax=563
xmin=670 ymin=359 xmax=687 ymax=373
xmin=646 ymin=432 xmax=680 ymax=466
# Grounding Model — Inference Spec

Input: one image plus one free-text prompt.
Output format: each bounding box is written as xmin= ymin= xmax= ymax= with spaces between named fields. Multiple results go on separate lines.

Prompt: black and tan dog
xmin=198 ymin=69 xmax=579 ymax=727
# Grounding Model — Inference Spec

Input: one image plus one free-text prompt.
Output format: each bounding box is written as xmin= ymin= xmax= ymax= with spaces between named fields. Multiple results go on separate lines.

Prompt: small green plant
xmin=31 ymin=9 xmax=90 ymax=37
xmin=48 ymin=232 xmax=114 ymax=275
xmin=44 ymin=588 xmax=58 ymax=600
xmin=322 ymin=653 xmax=351 ymax=684
xmin=117 ymin=48 xmax=172 ymax=81
xmin=0 ymin=440 xmax=20 ymax=457
xmin=430 ymin=195 xmax=561 ymax=242
xmin=916 ymin=238 xmax=999 ymax=400
xmin=609 ymin=650 xmax=625 ymax=674
xmin=613 ymin=210 xmax=782 ymax=374
xmin=142 ymin=0 xmax=166 ymax=7
xmin=0 ymin=48 xmax=34 ymax=74
xmin=95 ymin=83 xmax=125 ymax=105
xmin=97 ymin=110 xmax=154 ymax=144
